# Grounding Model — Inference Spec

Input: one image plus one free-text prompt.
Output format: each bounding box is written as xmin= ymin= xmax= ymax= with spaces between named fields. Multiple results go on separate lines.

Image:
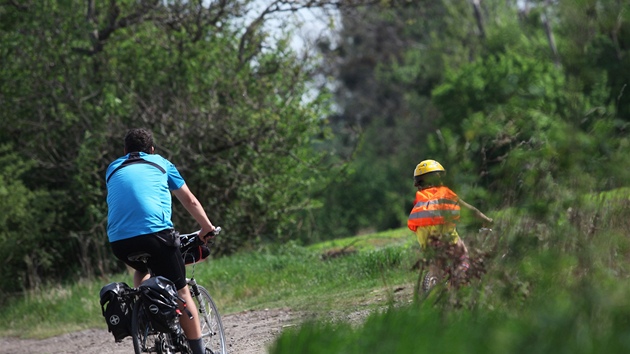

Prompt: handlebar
xmin=179 ymin=226 xmax=221 ymax=254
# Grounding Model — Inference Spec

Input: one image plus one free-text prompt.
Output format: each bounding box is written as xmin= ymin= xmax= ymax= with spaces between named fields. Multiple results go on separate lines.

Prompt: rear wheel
xmin=192 ymin=285 xmax=227 ymax=354
xmin=132 ymin=300 xmax=176 ymax=353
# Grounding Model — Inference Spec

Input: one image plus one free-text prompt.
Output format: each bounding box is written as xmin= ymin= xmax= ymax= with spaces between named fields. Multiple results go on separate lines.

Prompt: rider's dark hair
xmin=414 ymin=171 xmax=444 ymax=188
xmin=124 ymin=128 xmax=154 ymax=154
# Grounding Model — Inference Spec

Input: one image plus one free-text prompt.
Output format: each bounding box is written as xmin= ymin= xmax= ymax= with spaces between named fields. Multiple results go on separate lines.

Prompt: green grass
xmin=0 ymin=279 xmax=113 ymax=338
xmin=0 ymin=229 xmax=421 ymax=339
xmin=203 ymin=237 xmax=418 ymax=313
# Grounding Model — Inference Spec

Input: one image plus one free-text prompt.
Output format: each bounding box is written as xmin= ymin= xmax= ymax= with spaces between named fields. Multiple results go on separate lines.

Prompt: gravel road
xmin=0 ymin=308 xmax=302 ymax=354
xmin=0 ymin=284 xmax=412 ymax=354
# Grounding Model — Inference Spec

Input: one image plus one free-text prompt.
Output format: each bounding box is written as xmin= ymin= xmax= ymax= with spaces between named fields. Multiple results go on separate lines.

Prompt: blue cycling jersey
xmin=106 ymin=152 xmax=185 ymax=242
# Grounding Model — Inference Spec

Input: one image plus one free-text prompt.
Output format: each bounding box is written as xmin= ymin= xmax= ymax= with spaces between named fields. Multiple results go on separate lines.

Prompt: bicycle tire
xmin=132 ymin=300 xmax=154 ymax=353
xmin=192 ymin=285 xmax=227 ymax=354
xmin=422 ymin=271 xmax=440 ymax=293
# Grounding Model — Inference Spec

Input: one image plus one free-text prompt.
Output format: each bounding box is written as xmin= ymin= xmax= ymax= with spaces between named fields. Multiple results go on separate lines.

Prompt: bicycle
xmin=419 ymin=227 xmax=493 ymax=294
xmin=128 ymin=227 xmax=227 ymax=354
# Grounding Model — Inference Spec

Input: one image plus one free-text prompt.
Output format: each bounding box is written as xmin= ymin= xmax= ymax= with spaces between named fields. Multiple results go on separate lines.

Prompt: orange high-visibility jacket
xmin=407 ymin=186 xmax=461 ymax=232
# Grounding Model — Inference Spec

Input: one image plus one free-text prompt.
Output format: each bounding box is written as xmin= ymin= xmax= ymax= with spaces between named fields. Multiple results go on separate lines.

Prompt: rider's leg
xmin=451 ymin=239 xmax=470 ymax=286
xmin=456 ymin=239 xmax=470 ymax=270
xmin=139 ymin=232 xmax=206 ymax=354
xmin=430 ymin=256 xmax=446 ymax=282
xmin=426 ymin=236 xmax=448 ymax=286
xmin=177 ymin=286 xmax=205 ymax=354
xmin=133 ymin=270 xmax=150 ymax=288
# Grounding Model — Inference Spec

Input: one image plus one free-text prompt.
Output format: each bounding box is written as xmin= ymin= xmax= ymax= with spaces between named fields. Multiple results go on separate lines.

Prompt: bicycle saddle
xmin=127 ymin=252 xmax=152 ymax=263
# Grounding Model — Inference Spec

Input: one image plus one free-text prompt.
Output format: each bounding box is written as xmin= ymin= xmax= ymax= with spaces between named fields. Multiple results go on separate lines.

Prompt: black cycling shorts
xmin=110 ymin=229 xmax=187 ymax=290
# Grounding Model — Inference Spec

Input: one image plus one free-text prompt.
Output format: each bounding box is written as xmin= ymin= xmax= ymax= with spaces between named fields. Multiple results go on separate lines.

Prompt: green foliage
xmin=269 ymin=188 xmax=630 ymax=354
xmin=0 ymin=145 xmax=58 ymax=295
xmin=430 ymin=41 xmax=628 ymax=210
xmin=271 ymin=288 xmax=630 ymax=354
xmin=316 ymin=0 xmax=630 ymax=249
xmin=308 ymin=135 xmax=412 ymax=240
xmin=556 ymin=0 xmax=630 ymax=120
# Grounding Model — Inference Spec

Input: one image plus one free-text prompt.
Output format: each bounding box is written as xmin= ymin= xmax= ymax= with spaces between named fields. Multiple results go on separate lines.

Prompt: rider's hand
xmin=200 ymin=226 xmax=217 ymax=243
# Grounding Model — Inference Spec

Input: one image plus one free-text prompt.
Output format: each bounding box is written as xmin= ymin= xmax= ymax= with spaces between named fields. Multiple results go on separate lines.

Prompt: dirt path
xmin=0 ymin=284 xmax=414 ymax=354
xmin=0 ymin=308 xmax=304 ymax=354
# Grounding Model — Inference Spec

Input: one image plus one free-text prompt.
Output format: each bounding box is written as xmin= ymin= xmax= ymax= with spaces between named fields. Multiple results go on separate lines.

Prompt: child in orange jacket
xmin=408 ymin=159 xmax=492 ymax=282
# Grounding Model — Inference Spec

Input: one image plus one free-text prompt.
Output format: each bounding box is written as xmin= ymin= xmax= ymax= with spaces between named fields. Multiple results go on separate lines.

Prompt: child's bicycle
xmin=100 ymin=228 xmax=227 ymax=354
xmin=419 ymin=228 xmax=493 ymax=294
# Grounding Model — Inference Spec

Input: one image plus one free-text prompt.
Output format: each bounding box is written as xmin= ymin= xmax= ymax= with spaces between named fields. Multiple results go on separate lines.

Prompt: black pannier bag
xmin=99 ymin=282 xmax=133 ymax=342
xmin=138 ymin=276 xmax=183 ymax=334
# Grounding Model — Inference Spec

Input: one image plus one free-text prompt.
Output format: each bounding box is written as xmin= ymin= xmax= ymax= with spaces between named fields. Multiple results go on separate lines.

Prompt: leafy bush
xmin=0 ymin=145 xmax=59 ymax=296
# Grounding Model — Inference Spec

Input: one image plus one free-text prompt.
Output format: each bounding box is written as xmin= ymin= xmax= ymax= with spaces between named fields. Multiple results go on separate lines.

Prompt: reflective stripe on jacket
xmin=407 ymin=186 xmax=460 ymax=232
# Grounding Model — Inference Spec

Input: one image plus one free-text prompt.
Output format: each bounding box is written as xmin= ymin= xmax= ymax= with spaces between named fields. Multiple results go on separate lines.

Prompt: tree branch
xmin=4 ymin=0 xmax=29 ymax=11
xmin=470 ymin=0 xmax=485 ymax=39
xmin=542 ymin=0 xmax=560 ymax=66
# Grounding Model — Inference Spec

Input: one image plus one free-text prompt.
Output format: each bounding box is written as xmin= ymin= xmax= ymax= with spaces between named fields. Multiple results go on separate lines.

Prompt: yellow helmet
xmin=413 ymin=159 xmax=445 ymax=177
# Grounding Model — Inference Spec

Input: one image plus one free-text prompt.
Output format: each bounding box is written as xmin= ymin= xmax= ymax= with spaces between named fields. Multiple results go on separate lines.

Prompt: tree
xmin=554 ymin=0 xmax=630 ymax=120
xmin=0 ymin=0 xmax=376 ymax=292
xmin=313 ymin=0 xmax=629 ymax=237
xmin=0 ymin=145 xmax=57 ymax=292
xmin=429 ymin=1 xmax=629 ymax=214
xmin=310 ymin=0 xmax=491 ymax=236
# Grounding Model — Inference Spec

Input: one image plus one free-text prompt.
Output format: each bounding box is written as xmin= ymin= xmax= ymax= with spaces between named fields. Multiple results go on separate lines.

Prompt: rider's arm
xmin=172 ymin=183 xmax=216 ymax=241
xmin=459 ymin=198 xmax=493 ymax=224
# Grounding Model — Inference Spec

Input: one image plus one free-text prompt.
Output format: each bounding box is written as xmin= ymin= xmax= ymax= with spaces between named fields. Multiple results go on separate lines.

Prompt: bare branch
xmin=262 ymin=0 xmax=380 ymax=14
xmin=470 ymin=0 xmax=485 ymax=39
xmin=86 ymin=0 xmax=95 ymax=23
xmin=236 ymin=0 xmax=378 ymax=69
xmin=542 ymin=0 xmax=560 ymax=66
xmin=74 ymin=0 xmax=162 ymax=55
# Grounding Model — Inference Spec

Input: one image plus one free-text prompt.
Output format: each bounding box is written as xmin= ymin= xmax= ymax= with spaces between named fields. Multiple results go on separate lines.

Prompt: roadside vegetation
xmin=1 ymin=188 xmax=628 ymax=354
xmin=270 ymin=189 xmax=630 ymax=354
xmin=0 ymin=227 xmax=418 ymax=339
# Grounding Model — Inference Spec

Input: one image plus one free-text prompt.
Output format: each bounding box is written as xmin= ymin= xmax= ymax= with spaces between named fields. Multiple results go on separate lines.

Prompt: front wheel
xmin=192 ymin=285 xmax=227 ymax=354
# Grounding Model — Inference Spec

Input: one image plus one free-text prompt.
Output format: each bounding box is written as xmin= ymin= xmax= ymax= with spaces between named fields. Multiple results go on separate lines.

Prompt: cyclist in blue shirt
xmin=106 ymin=128 xmax=217 ymax=354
